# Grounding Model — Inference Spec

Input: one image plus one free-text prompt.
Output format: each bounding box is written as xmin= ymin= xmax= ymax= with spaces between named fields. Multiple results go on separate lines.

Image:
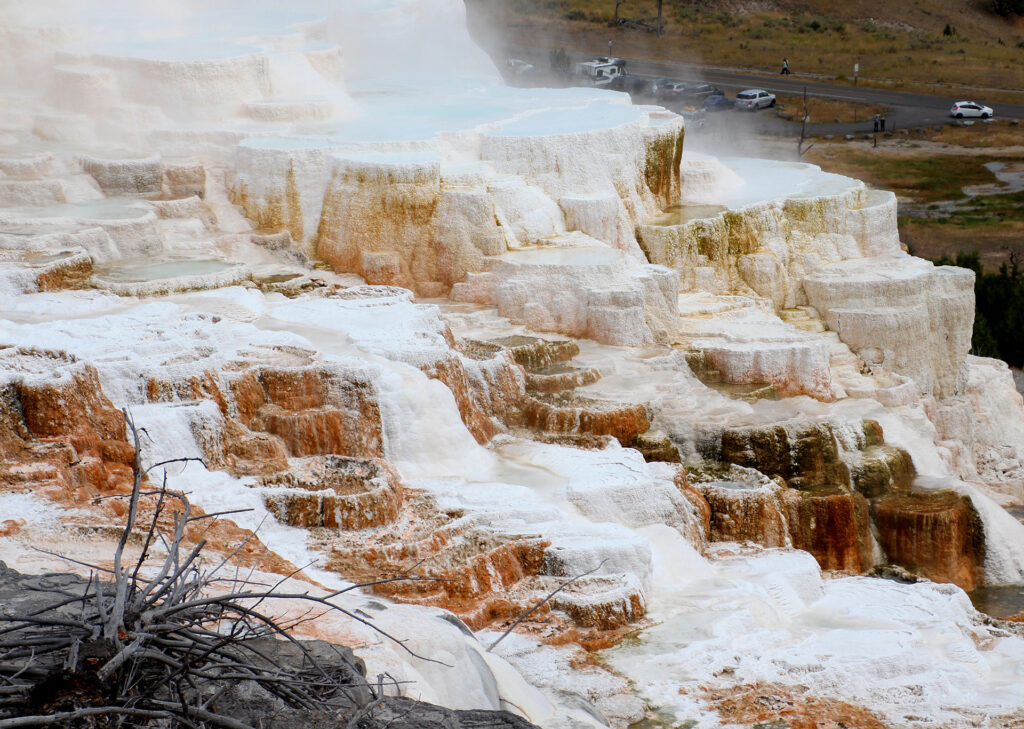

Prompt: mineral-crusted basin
xmin=648 ymin=204 xmax=728 ymax=226
xmin=92 ymin=258 xmax=251 ymax=295
xmin=968 ymin=584 xmax=1024 ymax=619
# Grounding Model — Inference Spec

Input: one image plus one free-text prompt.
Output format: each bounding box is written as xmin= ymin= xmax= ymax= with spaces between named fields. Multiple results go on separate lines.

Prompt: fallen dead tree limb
xmin=486 ymin=560 xmax=608 ymax=652
xmin=0 ymin=410 xmax=443 ymax=728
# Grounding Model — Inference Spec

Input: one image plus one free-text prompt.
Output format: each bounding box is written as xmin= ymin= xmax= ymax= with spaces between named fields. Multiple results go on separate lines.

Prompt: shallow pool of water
xmin=3 ymin=200 xmax=150 ymax=221
xmin=963 ymin=161 xmax=1024 ymax=196
xmin=969 ymin=584 xmax=1024 ymax=619
xmin=648 ymin=204 xmax=727 ymax=226
xmin=500 ymin=245 xmax=623 ymax=266
xmin=716 ymin=157 xmax=861 ymax=208
xmin=95 ymin=259 xmax=237 ymax=283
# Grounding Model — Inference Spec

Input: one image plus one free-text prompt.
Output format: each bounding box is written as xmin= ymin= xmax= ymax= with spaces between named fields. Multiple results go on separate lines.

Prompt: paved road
xmin=507 ymin=46 xmax=1024 ymax=136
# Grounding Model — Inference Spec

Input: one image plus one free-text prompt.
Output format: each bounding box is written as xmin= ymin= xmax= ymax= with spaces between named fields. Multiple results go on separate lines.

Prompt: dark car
xmin=625 ymin=75 xmax=654 ymax=99
xmin=703 ymin=94 xmax=735 ymax=111
xmin=681 ymin=83 xmax=723 ymax=100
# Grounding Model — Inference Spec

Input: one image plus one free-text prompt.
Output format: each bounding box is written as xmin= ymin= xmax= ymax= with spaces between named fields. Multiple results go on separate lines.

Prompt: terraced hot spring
xmin=256 ymin=272 xmax=303 ymax=284
xmin=2 ymin=200 xmax=150 ymax=221
xmin=648 ymin=204 xmax=727 ymax=226
xmin=19 ymin=250 xmax=81 ymax=264
xmin=94 ymin=258 xmax=238 ymax=283
xmin=500 ymin=246 xmax=623 ymax=265
xmin=704 ymin=381 xmax=779 ymax=402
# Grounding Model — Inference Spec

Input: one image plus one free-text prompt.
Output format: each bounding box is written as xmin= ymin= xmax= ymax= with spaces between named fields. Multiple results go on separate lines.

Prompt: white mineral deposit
xmin=0 ymin=1 xmax=1023 ymax=728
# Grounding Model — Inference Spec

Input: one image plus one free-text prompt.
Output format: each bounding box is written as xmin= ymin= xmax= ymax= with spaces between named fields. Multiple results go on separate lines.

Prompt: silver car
xmin=736 ymin=89 xmax=776 ymax=111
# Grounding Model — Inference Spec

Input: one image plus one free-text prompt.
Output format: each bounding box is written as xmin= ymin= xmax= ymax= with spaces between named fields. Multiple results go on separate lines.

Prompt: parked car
xmin=624 ymin=75 xmax=653 ymax=99
xmin=703 ymin=94 xmax=735 ymax=111
xmin=950 ymin=101 xmax=994 ymax=119
xmin=656 ymin=81 xmax=689 ymax=102
xmin=505 ymin=58 xmax=534 ymax=75
xmin=735 ymin=89 xmax=776 ymax=111
xmin=680 ymin=83 xmax=723 ymax=101
xmin=502 ymin=58 xmax=537 ymax=87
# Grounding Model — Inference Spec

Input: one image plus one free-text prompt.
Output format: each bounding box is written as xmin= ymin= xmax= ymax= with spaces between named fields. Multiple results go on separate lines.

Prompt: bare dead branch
xmin=0 ymin=412 xmax=448 ymax=727
xmin=487 ymin=560 xmax=608 ymax=652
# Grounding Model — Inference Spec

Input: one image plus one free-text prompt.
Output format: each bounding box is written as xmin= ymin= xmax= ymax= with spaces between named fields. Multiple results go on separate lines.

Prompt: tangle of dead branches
xmin=0 ymin=410 xmax=437 ymax=728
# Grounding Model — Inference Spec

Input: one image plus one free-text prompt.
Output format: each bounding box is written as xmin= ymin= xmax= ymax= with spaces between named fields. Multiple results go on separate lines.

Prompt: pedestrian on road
xmin=781 ymin=58 xmax=791 ymax=75
xmin=873 ymin=114 xmax=880 ymax=133
xmin=880 ymin=114 xmax=886 ymax=132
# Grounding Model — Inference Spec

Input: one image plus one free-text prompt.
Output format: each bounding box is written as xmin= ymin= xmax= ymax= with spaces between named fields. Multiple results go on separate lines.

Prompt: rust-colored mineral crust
xmin=782 ymin=486 xmax=873 ymax=573
xmin=872 ymin=490 xmax=986 ymax=590
xmin=1 ymin=351 xmax=133 ymax=497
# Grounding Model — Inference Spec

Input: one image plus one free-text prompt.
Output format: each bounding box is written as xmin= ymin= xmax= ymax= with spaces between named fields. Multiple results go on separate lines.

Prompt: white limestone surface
xmin=607 ymin=547 xmax=1024 ymax=729
xmin=961 ymin=356 xmax=1024 ymax=503
xmin=677 ymin=292 xmax=834 ymax=400
xmin=0 ymin=0 xmax=684 ymax=293
xmin=453 ymin=241 xmax=680 ymax=346
xmin=5 ymin=269 xmax=1024 ymax=728
xmin=804 ymin=255 xmax=975 ymax=398
xmin=639 ymin=157 xmax=903 ymax=312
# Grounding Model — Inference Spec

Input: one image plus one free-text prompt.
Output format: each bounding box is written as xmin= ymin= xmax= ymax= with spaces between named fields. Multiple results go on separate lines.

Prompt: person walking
xmin=873 ymin=114 xmax=880 ymax=133
xmin=780 ymin=58 xmax=791 ymax=75
xmin=880 ymin=114 xmax=886 ymax=132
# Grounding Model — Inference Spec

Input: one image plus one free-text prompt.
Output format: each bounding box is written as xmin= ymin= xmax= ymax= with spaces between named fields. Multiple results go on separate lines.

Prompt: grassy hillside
xmin=467 ymin=0 xmax=1024 ymax=95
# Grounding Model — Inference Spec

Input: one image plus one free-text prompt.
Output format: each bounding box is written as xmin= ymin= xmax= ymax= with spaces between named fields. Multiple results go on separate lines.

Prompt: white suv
xmin=736 ymin=89 xmax=776 ymax=111
xmin=950 ymin=101 xmax=994 ymax=119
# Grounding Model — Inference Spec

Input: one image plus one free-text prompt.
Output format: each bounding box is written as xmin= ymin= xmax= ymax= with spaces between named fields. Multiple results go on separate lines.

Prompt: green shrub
xmin=935 ymin=251 xmax=1024 ymax=365
xmin=993 ymin=0 xmax=1024 ymax=17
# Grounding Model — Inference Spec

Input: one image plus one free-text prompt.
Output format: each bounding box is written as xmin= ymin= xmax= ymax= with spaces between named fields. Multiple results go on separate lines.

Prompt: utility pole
xmin=656 ymin=0 xmax=663 ymax=36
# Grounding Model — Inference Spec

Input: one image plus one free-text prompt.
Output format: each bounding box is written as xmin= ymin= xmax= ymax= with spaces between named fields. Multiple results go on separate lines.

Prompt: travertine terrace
xmin=2 ymin=2 xmax=1024 ymax=728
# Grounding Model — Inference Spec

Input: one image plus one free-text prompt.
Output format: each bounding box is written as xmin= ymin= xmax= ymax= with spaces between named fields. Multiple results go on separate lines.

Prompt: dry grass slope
xmin=468 ymin=0 xmax=1024 ymax=94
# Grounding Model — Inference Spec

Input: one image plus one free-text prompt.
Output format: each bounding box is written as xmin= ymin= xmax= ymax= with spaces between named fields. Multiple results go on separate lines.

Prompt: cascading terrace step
xmin=519 ymin=391 xmax=649 ymax=447
xmin=487 ymin=334 xmax=580 ymax=371
xmin=630 ymin=430 xmax=681 ymax=463
xmin=524 ymin=362 xmax=602 ymax=394
xmin=779 ymin=306 xmax=827 ymax=333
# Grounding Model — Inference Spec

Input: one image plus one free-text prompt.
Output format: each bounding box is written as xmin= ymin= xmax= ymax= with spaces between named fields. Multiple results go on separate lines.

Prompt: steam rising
xmin=0 ymin=0 xmax=499 ymax=137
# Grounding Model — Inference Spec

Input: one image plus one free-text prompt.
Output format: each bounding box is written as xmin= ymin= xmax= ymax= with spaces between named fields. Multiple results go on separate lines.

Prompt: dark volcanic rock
xmin=0 ymin=563 xmax=541 ymax=729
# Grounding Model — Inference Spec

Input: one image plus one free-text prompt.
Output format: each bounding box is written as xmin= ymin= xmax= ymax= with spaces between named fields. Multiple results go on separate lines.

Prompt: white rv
xmin=573 ymin=57 xmax=627 ymax=87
